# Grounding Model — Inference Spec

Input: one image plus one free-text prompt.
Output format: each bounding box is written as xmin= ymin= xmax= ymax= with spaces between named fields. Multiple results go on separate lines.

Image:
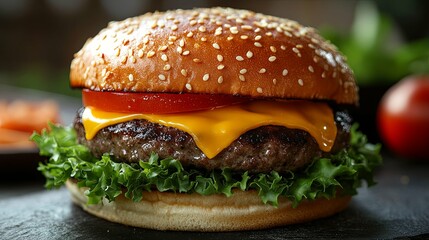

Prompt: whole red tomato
xmin=377 ymin=75 xmax=429 ymax=159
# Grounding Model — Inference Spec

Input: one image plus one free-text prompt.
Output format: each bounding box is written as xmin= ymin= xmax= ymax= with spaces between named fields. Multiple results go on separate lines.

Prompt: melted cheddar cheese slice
xmin=82 ymin=100 xmax=337 ymax=159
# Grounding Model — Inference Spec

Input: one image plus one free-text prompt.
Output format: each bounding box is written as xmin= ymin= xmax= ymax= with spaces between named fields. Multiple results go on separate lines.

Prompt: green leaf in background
xmin=321 ymin=1 xmax=429 ymax=85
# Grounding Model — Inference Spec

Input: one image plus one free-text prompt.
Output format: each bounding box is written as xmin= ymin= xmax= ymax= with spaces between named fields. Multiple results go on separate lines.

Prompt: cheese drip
xmin=82 ymin=100 xmax=337 ymax=159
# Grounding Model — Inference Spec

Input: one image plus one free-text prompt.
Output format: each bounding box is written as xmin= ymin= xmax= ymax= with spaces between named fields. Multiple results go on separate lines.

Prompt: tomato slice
xmin=82 ymin=89 xmax=251 ymax=114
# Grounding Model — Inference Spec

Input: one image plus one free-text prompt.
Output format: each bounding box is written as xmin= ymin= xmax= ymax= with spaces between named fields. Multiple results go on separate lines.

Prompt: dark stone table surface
xmin=1 ymin=152 xmax=428 ymax=240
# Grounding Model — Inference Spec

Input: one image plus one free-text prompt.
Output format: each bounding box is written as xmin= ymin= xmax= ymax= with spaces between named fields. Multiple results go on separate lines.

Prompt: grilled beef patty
xmin=74 ymin=108 xmax=351 ymax=173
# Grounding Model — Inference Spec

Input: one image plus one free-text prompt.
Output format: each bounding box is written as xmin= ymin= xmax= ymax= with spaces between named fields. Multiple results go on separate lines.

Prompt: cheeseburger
xmin=33 ymin=8 xmax=381 ymax=231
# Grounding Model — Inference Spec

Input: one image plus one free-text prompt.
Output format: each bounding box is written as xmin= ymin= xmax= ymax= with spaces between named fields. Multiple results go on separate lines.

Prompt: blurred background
xmin=0 ymin=0 xmax=428 ymax=146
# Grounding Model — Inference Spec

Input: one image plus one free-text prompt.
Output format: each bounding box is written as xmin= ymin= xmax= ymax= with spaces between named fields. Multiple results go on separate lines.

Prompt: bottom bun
xmin=66 ymin=179 xmax=351 ymax=232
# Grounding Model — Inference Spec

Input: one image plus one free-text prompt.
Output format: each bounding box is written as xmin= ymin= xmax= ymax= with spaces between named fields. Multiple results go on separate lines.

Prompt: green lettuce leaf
xmin=32 ymin=123 xmax=382 ymax=207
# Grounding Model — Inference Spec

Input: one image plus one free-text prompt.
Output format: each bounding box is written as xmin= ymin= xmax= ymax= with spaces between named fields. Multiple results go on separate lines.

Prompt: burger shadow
xmin=65 ymin=200 xmax=386 ymax=240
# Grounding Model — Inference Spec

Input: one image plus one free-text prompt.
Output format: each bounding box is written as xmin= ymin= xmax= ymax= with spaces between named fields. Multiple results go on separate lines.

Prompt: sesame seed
xmin=217 ymin=76 xmax=224 ymax=84
xmin=181 ymin=69 xmax=187 ymax=77
xmin=147 ymin=51 xmax=155 ymax=58
xmin=239 ymin=75 xmax=246 ymax=81
xmin=185 ymin=83 xmax=192 ymax=90
xmin=280 ymin=45 xmax=286 ymax=50
xmin=282 ymin=69 xmax=288 ymax=76
xmin=242 ymin=25 xmax=252 ymax=30
xmin=161 ymin=54 xmax=168 ymax=62
xmin=159 ymin=74 xmax=166 ymax=81
xmin=163 ymin=64 xmax=171 ymax=71
xmin=169 ymin=36 xmax=177 ymax=41
xmin=177 ymin=46 xmax=183 ymax=54
xmin=143 ymin=36 xmax=149 ymax=44
xmin=128 ymin=74 xmax=134 ymax=81
xmin=83 ymin=68 xmax=89 ymax=79
xmin=187 ymin=32 xmax=194 ymax=38
xmin=259 ymin=68 xmax=266 ymax=74
xmin=240 ymin=35 xmax=248 ymax=40
xmin=128 ymin=49 xmax=134 ymax=56
xmin=257 ymin=87 xmax=263 ymax=93
xmin=115 ymin=48 xmax=120 ymax=56
xmin=212 ymin=43 xmax=220 ymax=49
xmin=283 ymin=31 xmax=293 ymax=37
xmin=236 ymin=56 xmax=244 ymax=61
xmin=273 ymin=78 xmax=277 ymax=85
xmin=270 ymin=46 xmax=277 ymax=53
xmin=179 ymin=39 xmax=185 ymax=47
xmin=230 ymin=26 xmax=238 ymax=34
xmin=240 ymin=69 xmax=247 ymax=74
xmin=198 ymin=26 xmax=206 ymax=32
xmin=298 ymin=79 xmax=304 ymax=86
xmin=157 ymin=46 xmax=167 ymax=52
xmin=130 ymin=56 xmax=136 ymax=63
xmin=322 ymin=72 xmax=326 ymax=78
xmin=265 ymin=32 xmax=273 ymax=36
xmin=182 ymin=50 xmax=190 ymax=56
xmin=308 ymin=65 xmax=314 ymax=73
xmin=121 ymin=56 xmax=127 ymax=64
xmin=203 ymin=73 xmax=210 ymax=81
xmin=215 ymin=27 xmax=223 ymax=36
xmin=151 ymin=22 xmax=157 ymax=29
xmin=217 ymin=64 xmax=225 ymax=70
xmin=255 ymin=21 xmax=267 ymax=28
xmin=246 ymin=51 xmax=253 ymax=58
xmin=313 ymin=56 xmax=319 ymax=63
xmin=292 ymin=47 xmax=300 ymax=54
xmin=217 ymin=54 xmax=223 ymax=62
xmin=254 ymin=42 xmax=262 ymax=47
xmin=137 ymin=49 xmax=143 ymax=58
xmin=193 ymin=58 xmax=202 ymax=63
xmin=227 ymin=36 xmax=234 ymax=41
xmin=105 ymin=71 xmax=111 ymax=79
xmin=254 ymin=35 xmax=262 ymax=41
xmin=190 ymin=20 xmax=197 ymax=26
xmin=268 ymin=56 xmax=277 ymax=62
xmin=296 ymin=44 xmax=303 ymax=48
xmin=171 ymin=25 xmax=178 ymax=31
xmin=201 ymin=37 xmax=207 ymax=42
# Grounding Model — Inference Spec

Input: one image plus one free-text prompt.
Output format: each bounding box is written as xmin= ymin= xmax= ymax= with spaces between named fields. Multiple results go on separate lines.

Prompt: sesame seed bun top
xmin=70 ymin=7 xmax=358 ymax=105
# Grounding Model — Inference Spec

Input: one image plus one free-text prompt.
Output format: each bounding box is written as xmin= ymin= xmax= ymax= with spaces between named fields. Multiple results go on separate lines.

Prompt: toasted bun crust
xmin=66 ymin=180 xmax=351 ymax=232
xmin=70 ymin=8 xmax=358 ymax=105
